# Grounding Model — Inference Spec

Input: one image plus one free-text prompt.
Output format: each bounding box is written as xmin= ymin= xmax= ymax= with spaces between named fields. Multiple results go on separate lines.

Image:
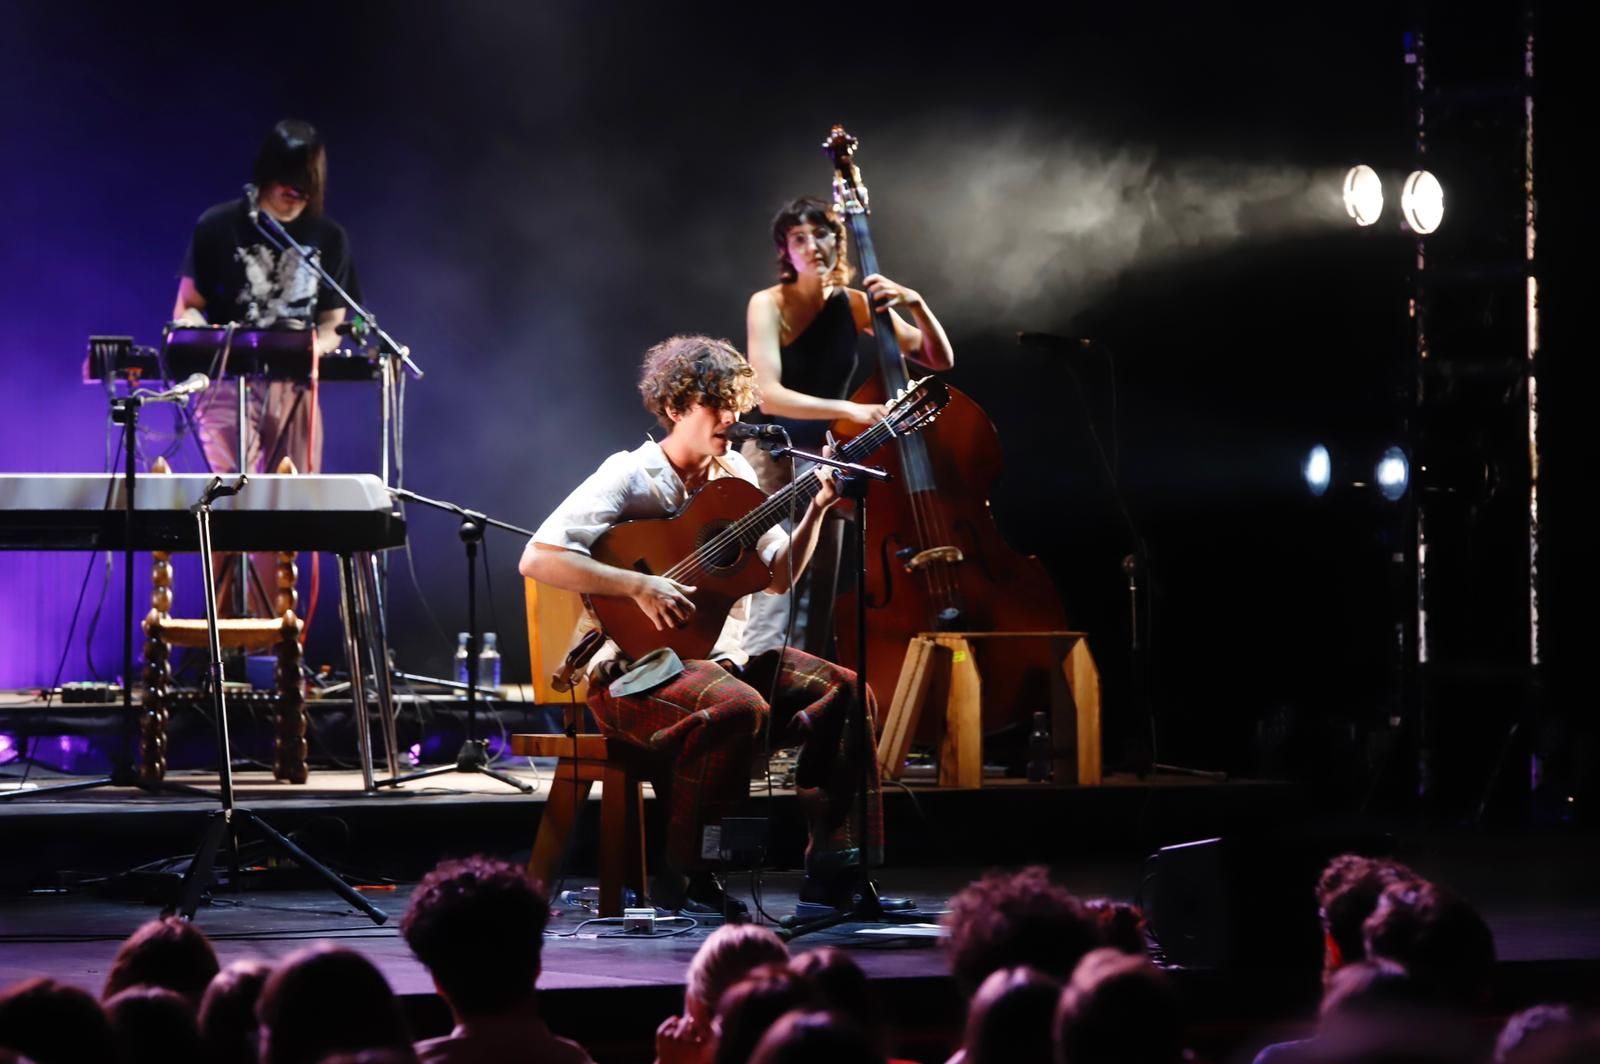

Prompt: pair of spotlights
xmin=1303 ymin=444 xmax=1409 ymax=502
xmin=1343 ymin=165 xmax=1444 ymax=234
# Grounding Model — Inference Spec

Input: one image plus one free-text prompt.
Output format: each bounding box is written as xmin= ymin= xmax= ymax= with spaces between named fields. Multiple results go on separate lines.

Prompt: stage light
xmin=1303 ymin=444 xmax=1332 ymax=497
xmin=1343 ymin=165 xmax=1384 ymax=226
xmin=1400 ymin=170 xmax=1444 ymax=234
xmin=1375 ymin=446 xmax=1409 ymax=501
xmin=1302 ymin=443 xmax=1411 ymax=501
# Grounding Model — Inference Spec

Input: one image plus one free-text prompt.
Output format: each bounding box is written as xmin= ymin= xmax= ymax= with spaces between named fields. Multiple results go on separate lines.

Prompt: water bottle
xmin=1027 ymin=711 xmax=1052 ymax=782
xmin=557 ymin=886 xmax=636 ymax=911
xmin=453 ymin=632 xmax=471 ymax=688
xmin=477 ymin=632 xmax=502 ymax=694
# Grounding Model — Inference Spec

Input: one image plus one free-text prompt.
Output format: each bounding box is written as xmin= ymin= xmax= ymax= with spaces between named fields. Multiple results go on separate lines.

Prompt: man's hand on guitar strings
xmin=632 ymin=573 xmax=697 ymax=630
xmin=813 ymin=442 xmax=842 ymax=510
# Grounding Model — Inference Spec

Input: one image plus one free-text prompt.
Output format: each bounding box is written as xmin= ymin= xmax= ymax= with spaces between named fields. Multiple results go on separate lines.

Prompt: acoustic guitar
xmin=586 ymin=377 xmax=949 ymax=662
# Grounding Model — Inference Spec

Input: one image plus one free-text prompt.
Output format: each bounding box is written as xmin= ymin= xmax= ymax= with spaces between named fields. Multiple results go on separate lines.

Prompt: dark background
xmin=0 ymin=1 xmax=1583 ymax=815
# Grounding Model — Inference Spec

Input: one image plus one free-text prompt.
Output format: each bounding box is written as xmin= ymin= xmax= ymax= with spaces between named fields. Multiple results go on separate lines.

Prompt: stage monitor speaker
xmin=1143 ymin=835 xmax=1328 ymax=972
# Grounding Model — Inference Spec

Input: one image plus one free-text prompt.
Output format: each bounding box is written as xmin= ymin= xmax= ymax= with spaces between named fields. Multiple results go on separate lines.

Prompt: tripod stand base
xmin=776 ymin=878 xmax=928 ymax=941
xmin=173 ymin=805 xmax=387 ymax=924
xmin=377 ymin=739 xmax=534 ymax=793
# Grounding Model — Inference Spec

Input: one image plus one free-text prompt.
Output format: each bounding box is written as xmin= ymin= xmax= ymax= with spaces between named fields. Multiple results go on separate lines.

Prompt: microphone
xmin=722 ymin=422 xmax=788 ymax=444
xmin=243 ymin=182 xmax=260 ymax=223
xmin=139 ymin=373 xmax=210 ymax=404
xmin=1018 ymin=331 xmax=1094 ymax=351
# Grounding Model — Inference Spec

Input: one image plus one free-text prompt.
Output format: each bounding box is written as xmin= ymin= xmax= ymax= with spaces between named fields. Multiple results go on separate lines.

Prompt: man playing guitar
xmin=518 ymin=334 xmax=885 ymax=917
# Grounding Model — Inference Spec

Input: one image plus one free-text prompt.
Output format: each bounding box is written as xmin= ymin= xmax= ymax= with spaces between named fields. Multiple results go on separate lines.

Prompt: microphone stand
xmin=1021 ymin=333 xmax=1223 ymax=781
xmin=248 ymin=192 xmax=422 ymax=703
xmin=373 ymin=487 xmax=535 ymax=794
xmin=766 ymin=446 xmax=920 ymax=940
xmin=249 ymin=201 xmax=421 ymax=480
xmin=172 ymin=475 xmax=387 ymax=924
xmin=247 ymin=200 xmax=423 ymax=383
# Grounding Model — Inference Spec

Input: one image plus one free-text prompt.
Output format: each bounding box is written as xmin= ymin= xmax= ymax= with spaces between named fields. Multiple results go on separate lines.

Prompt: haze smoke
xmin=858 ymin=123 xmax=1349 ymax=323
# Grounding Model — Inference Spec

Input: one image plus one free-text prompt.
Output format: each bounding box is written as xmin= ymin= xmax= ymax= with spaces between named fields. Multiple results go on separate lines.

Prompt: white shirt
xmin=531 ymin=439 xmax=788 ymax=672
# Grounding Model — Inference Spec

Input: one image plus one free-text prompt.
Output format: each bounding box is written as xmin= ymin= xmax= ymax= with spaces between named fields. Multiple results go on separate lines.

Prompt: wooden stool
xmin=140 ymin=456 xmax=306 ymax=785
xmin=877 ymin=631 xmax=1102 ymax=788
xmin=509 ymin=733 xmax=651 ymax=916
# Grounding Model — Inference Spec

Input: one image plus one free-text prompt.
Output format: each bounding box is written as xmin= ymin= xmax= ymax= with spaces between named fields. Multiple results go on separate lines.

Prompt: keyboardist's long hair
xmin=253 ymin=119 xmax=327 ymax=217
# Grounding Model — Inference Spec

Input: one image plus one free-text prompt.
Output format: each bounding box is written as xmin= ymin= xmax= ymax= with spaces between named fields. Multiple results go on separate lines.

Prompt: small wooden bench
xmin=877 ymin=631 xmax=1102 ymax=788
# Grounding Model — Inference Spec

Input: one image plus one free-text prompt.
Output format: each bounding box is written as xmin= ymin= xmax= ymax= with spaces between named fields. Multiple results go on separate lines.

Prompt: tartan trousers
xmin=586 ymin=647 xmax=884 ymax=872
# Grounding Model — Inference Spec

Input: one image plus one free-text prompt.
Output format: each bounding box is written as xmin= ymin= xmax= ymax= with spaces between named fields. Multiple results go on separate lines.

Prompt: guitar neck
xmin=719 ymin=417 xmax=901 ymax=546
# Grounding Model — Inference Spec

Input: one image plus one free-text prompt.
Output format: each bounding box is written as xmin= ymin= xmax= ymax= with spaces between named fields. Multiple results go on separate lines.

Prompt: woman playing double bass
xmin=742 ymin=196 xmax=955 ymax=658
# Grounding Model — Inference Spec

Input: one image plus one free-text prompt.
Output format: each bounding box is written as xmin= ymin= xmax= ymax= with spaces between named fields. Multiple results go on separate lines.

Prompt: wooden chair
xmin=515 ymin=577 xmax=651 ymax=916
xmin=523 ymin=575 xmax=592 ymax=704
xmin=139 ymin=457 xmax=306 ymax=785
xmin=877 ymin=630 xmax=1103 ymax=788
xmin=509 ymin=729 xmax=651 ymax=916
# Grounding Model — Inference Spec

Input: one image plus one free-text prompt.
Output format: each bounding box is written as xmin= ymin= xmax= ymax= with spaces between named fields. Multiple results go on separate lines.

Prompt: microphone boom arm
xmin=247 ymin=197 xmax=423 ymax=380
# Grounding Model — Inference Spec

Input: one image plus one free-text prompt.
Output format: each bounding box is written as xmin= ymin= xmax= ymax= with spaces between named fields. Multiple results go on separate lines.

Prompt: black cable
xmin=545 ymin=915 xmax=698 ymax=939
xmin=81 ymin=408 xmax=124 ymax=682
xmin=82 ymin=551 xmax=113 ymax=683
xmin=2 ymin=436 xmax=124 ymax=789
xmin=745 ymin=438 xmax=798 ymax=924
xmin=1057 ymin=348 xmax=1158 ymax=766
xmin=882 ymin=777 xmax=951 ymax=862
xmin=477 ymin=535 xmax=512 ymax=768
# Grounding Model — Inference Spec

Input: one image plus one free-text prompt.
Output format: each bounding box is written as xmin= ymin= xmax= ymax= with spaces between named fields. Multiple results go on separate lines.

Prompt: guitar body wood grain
xmin=585 ymin=476 xmax=773 ymax=661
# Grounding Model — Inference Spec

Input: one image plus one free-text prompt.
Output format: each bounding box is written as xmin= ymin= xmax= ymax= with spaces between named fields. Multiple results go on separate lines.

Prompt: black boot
xmin=798 ymin=851 xmax=914 ymax=912
xmin=654 ymin=868 xmax=748 ymax=919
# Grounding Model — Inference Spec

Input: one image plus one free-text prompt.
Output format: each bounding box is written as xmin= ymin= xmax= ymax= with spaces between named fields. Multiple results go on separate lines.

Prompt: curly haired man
xmin=520 ymin=335 xmax=890 ymax=917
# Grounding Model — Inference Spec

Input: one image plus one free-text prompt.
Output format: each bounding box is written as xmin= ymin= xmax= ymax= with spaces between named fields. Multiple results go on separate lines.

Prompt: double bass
xmin=823 ymin=126 xmax=1070 ymax=747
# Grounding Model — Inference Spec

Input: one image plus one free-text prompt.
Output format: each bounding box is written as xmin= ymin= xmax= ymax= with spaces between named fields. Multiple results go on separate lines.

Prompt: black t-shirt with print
xmin=179 ymin=197 xmax=360 ymax=327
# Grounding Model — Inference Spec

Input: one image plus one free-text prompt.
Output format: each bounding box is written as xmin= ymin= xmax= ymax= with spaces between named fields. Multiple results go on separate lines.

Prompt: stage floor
xmin=3 ymin=762 xmax=1597 ymax=1062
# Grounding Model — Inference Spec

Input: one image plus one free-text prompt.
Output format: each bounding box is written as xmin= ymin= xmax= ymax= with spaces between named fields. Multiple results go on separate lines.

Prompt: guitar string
xmin=845 ymin=213 xmax=962 ymax=617
xmin=662 ymin=413 xmax=903 ymax=582
xmin=661 ymin=387 xmax=941 ymax=584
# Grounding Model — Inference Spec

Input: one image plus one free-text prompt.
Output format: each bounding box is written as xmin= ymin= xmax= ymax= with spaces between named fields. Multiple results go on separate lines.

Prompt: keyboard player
xmin=171 ymin=118 xmax=360 ymax=615
xmin=172 ymin=117 xmax=360 ymax=484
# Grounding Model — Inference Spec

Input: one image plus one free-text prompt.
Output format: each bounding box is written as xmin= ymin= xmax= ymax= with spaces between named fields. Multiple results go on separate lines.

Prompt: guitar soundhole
xmin=695 ymin=521 xmax=743 ymax=572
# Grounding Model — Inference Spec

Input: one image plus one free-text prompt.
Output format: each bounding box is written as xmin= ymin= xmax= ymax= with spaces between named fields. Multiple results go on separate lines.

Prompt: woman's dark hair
xmin=253 ymin=119 xmax=328 ymax=216
xmin=788 ymin=948 xmax=890 ymax=1057
xmin=102 ymin=916 xmax=220 ymax=1006
xmin=0 ymin=977 xmax=120 ymax=1064
xmin=964 ymin=966 xmax=1062 ymax=1064
xmin=770 ymin=196 xmax=852 ymax=285
xmin=749 ymin=1010 xmax=885 ymax=1064
xmin=256 ymin=945 xmax=411 ymax=1064
xmin=105 ymin=985 xmax=202 ymax=1064
xmin=198 ymin=959 xmax=273 ymax=1064
xmin=712 ymin=964 xmax=815 ymax=1064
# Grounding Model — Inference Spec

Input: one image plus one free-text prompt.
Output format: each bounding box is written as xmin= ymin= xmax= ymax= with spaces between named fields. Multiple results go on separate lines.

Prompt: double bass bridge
xmin=898 ymin=545 xmax=964 ymax=573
